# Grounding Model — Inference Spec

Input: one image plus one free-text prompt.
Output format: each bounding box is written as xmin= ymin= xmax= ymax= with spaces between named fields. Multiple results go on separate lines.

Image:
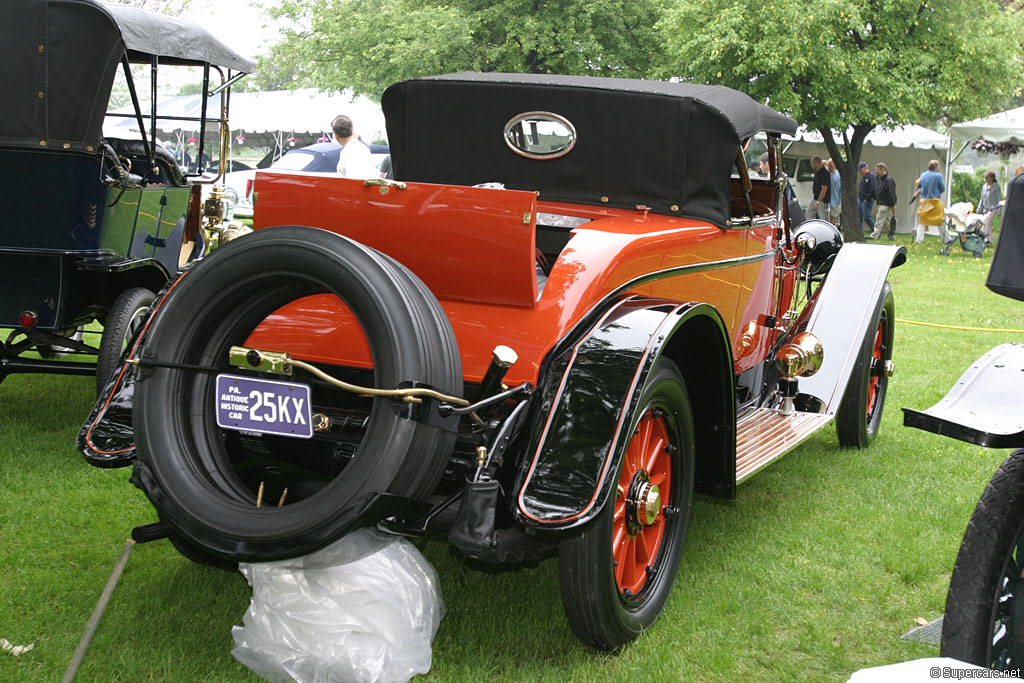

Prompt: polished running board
xmin=735 ymin=408 xmax=833 ymax=482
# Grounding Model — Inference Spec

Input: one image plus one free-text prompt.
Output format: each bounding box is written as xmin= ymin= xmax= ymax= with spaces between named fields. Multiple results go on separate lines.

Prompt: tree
xmin=262 ymin=0 xmax=664 ymax=98
xmin=104 ymin=0 xmax=192 ymax=17
xmin=656 ymin=0 xmax=1024 ymax=241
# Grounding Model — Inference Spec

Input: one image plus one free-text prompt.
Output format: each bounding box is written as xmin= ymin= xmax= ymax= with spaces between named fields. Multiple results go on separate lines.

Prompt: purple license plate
xmin=215 ymin=374 xmax=313 ymax=439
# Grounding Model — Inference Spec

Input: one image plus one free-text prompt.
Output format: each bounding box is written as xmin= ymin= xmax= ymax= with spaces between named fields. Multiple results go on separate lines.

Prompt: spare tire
xmin=132 ymin=225 xmax=462 ymax=561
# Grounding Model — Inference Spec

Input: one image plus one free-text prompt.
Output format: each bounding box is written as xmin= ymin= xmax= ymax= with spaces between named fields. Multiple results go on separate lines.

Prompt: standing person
xmin=808 ymin=156 xmax=831 ymax=221
xmin=759 ymin=152 xmax=771 ymax=178
xmin=977 ymin=171 xmax=1002 ymax=245
xmin=913 ymin=159 xmax=948 ymax=243
xmin=332 ymin=115 xmax=377 ymax=180
xmin=826 ymin=158 xmax=841 ymax=224
xmin=857 ymin=162 xmax=877 ymax=235
xmin=870 ymin=163 xmax=898 ymax=240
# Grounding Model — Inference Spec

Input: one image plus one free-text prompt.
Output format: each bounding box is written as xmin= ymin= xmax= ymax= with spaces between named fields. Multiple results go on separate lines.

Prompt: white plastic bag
xmin=231 ymin=528 xmax=445 ymax=683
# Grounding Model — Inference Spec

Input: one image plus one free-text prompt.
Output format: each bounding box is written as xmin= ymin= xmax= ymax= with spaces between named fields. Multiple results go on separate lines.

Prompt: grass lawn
xmin=1 ymin=233 xmax=1022 ymax=681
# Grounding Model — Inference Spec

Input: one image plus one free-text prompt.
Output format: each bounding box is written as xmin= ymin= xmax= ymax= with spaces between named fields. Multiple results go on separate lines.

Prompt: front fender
xmin=793 ymin=242 xmax=905 ymax=413
xmin=514 ymin=297 xmax=730 ymax=530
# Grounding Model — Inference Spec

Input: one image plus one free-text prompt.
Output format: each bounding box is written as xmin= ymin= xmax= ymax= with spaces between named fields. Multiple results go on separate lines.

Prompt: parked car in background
xmin=81 ymin=73 xmax=905 ymax=650
xmin=224 ymin=141 xmax=390 ymax=218
xmin=0 ymin=0 xmax=252 ymax=394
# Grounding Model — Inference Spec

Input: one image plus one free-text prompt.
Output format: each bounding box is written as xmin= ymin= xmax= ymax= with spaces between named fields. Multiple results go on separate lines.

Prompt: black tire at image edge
xmin=941 ymin=448 xmax=1024 ymax=668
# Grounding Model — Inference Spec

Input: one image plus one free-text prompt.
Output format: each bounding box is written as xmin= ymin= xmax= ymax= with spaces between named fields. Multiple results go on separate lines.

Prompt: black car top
xmin=382 ymin=72 xmax=797 ymax=226
xmin=1 ymin=0 xmax=254 ymax=153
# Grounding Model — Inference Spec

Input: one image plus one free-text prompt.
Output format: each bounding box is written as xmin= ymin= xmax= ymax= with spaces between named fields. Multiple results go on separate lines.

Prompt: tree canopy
xmin=261 ymin=0 xmax=664 ymax=98
xmin=656 ymin=0 xmax=1024 ymax=240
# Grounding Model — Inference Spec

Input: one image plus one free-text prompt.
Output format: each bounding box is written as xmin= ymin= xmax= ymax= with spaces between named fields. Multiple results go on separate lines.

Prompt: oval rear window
xmin=503 ymin=112 xmax=576 ymax=160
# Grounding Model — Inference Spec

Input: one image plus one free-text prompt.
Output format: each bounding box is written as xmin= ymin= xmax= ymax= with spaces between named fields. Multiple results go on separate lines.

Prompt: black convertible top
xmin=382 ymin=73 xmax=797 ymax=225
xmin=0 ymin=0 xmax=253 ymax=152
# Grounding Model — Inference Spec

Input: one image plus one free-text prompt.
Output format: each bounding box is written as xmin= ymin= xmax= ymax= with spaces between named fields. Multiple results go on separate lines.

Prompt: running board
xmin=735 ymin=408 xmax=833 ymax=482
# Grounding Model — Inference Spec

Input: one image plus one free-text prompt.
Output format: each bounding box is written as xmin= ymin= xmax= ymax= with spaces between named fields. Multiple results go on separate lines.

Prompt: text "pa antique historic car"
xmin=81 ymin=73 xmax=905 ymax=649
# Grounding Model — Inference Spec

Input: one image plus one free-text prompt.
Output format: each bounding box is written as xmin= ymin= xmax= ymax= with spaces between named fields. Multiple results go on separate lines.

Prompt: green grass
xmin=2 ymin=233 xmax=1023 ymax=681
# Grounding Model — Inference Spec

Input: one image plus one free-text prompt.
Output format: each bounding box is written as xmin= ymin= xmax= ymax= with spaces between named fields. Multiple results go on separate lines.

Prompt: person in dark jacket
xmin=809 ymin=156 xmax=831 ymax=220
xmin=857 ymin=161 xmax=877 ymax=234
xmin=870 ymin=162 xmax=897 ymax=240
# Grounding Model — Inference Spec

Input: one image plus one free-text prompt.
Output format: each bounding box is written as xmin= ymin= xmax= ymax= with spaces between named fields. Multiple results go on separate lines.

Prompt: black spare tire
xmin=133 ymin=225 xmax=462 ymax=562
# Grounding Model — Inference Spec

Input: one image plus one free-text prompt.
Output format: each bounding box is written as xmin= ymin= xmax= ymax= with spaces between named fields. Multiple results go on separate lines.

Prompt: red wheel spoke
xmin=643 ymin=435 xmax=665 ymax=473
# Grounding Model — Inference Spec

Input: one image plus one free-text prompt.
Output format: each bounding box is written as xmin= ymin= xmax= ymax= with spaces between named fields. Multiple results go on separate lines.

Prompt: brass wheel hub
xmin=625 ymin=471 xmax=661 ymax=533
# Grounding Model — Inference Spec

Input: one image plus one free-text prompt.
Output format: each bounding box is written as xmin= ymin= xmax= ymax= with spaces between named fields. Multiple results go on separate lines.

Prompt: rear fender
xmin=514 ymin=297 xmax=734 ymax=530
xmin=790 ymin=243 xmax=905 ymax=414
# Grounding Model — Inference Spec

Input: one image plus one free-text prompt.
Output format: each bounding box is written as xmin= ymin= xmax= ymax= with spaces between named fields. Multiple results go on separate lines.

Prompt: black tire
xmin=97 ymin=287 xmax=154 ymax=395
xmin=167 ymin=533 xmax=237 ymax=570
xmin=836 ymin=281 xmax=894 ymax=448
xmin=132 ymin=225 xmax=461 ymax=562
xmin=559 ymin=358 xmax=695 ymax=650
xmin=942 ymin=448 xmax=1024 ymax=669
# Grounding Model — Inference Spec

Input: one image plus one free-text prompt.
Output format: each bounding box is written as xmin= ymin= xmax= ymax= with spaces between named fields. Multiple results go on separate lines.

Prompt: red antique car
xmin=81 ymin=73 xmax=905 ymax=649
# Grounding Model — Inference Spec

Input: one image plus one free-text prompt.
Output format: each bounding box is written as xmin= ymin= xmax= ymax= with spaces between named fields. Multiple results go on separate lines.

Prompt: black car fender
xmin=513 ymin=296 xmax=735 ymax=531
xmin=787 ymin=242 xmax=905 ymax=414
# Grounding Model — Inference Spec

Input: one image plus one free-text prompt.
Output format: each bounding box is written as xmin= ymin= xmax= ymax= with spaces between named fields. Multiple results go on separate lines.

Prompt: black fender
xmin=790 ymin=242 xmax=905 ymax=414
xmin=514 ymin=297 xmax=734 ymax=530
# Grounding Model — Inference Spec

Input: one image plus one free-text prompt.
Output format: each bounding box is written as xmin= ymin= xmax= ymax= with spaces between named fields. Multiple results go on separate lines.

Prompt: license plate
xmin=215 ymin=374 xmax=313 ymax=439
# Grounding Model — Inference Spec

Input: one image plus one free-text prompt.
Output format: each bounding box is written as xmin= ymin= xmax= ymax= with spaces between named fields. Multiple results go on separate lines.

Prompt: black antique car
xmin=0 ymin=0 xmax=253 ymax=392
xmin=81 ymin=73 xmax=905 ymax=649
xmin=904 ymin=172 xmax=1024 ymax=670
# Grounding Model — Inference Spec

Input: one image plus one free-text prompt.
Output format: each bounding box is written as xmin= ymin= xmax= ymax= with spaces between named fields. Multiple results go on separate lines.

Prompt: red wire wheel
xmin=837 ymin=281 xmax=895 ymax=448
xmin=560 ymin=358 xmax=695 ymax=650
xmin=866 ymin=321 xmax=884 ymax=418
xmin=613 ymin=409 xmax=672 ymax=597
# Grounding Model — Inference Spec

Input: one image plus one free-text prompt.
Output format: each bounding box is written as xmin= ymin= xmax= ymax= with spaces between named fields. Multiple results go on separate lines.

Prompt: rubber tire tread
xmin=836 ymin=281 xmax=894 ymax=448
xmin=96 ymin=287 xmax=154 ymax=396
xmin=558 ymin=357 xmax=695 ymax=650
xmin=941 ymin=448 xmax=1024 ymax=667
xmin=372 ymin=251 xmax=462 ymax=497
xmin=132 ymin=225 xmax=461 ymax=561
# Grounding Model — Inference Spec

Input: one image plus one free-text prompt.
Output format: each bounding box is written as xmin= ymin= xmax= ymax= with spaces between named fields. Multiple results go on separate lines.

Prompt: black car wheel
xmin=132 ymin=225 xmax=462 ymax=562
xmin=559 ymin=358 xmax=695 ymax=650
xmin=836 ymin=281 xmax=894 ymax=448
xmin=942 ymin=448 xmax=1024 ymax=669
xmin=97 ymin=287 xmax=154 ymax=396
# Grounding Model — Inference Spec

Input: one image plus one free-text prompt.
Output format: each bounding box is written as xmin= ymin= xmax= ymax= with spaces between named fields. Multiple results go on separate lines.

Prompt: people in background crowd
xmin=869 ymin=163 xmax=897 ymax=240
xmin=977 ymin=171 xmax=1002 ymax=245
xmin=826 ymin=158 xmax=841 ymax=224
xmin=331 ymin=115 xmax=377 ymax=180
xmin=858 ymin=162 xmax=877 ymax=235
xmin=808 ymin=156 xmax=831 ymax=221
xmin=913 ymin=159 xmax=949 ymax=243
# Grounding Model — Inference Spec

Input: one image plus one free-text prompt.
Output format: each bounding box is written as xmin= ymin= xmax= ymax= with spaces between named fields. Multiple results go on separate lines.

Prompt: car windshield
xmin=272 ymin=152 xmax=320 ymax=171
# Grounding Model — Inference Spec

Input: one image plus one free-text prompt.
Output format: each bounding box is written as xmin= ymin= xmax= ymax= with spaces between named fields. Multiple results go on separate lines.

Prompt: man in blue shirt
xmin=858 ymin=162 xmax=877 ymax=236
xmin=826 ymin=158 xmax=841 ymax=225
xmin=914 ymin=159 xmax=949 ymax=243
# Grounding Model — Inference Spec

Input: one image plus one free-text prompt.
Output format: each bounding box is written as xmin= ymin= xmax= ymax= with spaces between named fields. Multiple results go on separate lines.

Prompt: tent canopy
xmin=104 ymin=88 xmax=387 ymax=149
xmin=950 ymin=106 xmax=1024 ymax=144
xmin=784 ymin=124 xmax=949 ymax=150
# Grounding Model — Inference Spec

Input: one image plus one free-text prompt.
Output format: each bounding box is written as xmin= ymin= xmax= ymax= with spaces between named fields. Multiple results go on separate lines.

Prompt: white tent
xmin=949 ymin=106 xmax=1024 ymax=144
xmin=103 ymin=88 xmax=386 ymax=158
xmin=781 ymin=125 xmax=949 ymax=233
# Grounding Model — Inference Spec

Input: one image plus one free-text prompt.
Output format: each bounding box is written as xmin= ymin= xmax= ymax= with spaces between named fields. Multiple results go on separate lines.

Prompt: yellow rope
xmin=895 ymin=318 xmax=1024 ymax=334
